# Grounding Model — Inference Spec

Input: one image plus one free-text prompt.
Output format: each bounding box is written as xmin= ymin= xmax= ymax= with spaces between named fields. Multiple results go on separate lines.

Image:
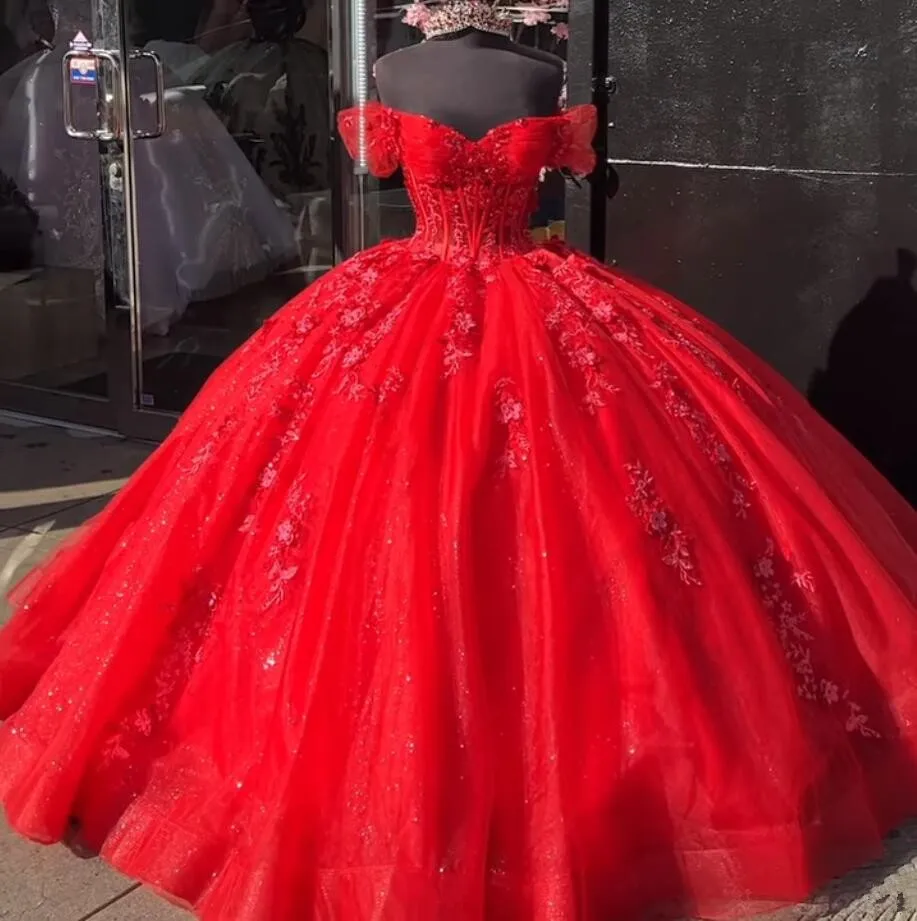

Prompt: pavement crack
xmin=73 ymin=884 xmax=141 ymax=921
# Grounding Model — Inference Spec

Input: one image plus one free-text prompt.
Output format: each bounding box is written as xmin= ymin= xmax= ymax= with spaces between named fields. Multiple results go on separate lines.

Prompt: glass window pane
xmin=0 ymin=0 xmax=109 ymax=398
xmin=125 ymin=0 xmax=334 ymax=413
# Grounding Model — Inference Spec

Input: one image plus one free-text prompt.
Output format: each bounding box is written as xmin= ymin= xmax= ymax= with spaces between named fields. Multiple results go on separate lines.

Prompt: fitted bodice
xmin=338 ymin=103 xmax=596 ymax=266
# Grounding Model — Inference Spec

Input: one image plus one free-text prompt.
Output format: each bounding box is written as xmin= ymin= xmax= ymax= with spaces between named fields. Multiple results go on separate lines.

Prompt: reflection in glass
xmin=0 ymin=0 xmax=109 ymax=396
xmin=127 ymin=0 xmax=333 ymax=412
xmin=0 ymin=0 xmax=568 ymax=416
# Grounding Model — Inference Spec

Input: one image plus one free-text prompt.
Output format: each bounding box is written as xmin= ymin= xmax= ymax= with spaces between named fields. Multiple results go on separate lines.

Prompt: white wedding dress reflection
xmin=147 ymin=31 xmax=333 ymax=275
xmin=0 ymin=1 xmax=298 ymax=334
xmin=147 ymin=34 xmax=331 ymax=197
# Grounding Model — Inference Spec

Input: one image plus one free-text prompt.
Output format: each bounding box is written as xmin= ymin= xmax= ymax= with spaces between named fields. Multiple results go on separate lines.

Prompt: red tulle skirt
xmin=2 ymin=241 xmax=917 ymax=921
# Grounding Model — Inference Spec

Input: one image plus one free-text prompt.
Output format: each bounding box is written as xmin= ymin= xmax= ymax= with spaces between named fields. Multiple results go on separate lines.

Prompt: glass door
xmin=117 ymin=0 xmax=334 ymax=437
xmin=0 ymin=0 xmax=130 ymax=428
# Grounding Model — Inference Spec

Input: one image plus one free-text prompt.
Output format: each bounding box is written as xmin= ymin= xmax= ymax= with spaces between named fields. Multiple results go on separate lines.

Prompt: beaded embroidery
xmin=624 ymin=461 xmax=701 ymax=586
xmin=754 ymin=540 xmax=880 ymax=738
xmin=495 ymin=378 xmax=530 ymax=471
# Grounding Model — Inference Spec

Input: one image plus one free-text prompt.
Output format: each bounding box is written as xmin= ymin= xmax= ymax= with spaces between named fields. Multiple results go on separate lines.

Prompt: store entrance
xmin=0 ymin=0 xmax=575 ymax=440
xmin=0 ymin=0 xmax=337 ymax=438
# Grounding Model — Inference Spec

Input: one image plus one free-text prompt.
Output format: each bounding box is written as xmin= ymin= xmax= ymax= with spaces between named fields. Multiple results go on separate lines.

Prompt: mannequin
xmin=373 ymin=3 xmax=564 ymax=141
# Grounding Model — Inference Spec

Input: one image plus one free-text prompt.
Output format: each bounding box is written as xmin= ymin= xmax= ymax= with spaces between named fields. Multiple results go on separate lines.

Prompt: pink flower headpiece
xmin=406 ymin=0 xmax=513 ymax=39
xmin=402 ymin=1 xmax=569 ymax=42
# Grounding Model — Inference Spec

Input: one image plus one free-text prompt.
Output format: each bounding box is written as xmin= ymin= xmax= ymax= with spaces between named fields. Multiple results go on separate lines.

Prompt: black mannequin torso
xmin=373 ymin=29 xmax=564 ymax=140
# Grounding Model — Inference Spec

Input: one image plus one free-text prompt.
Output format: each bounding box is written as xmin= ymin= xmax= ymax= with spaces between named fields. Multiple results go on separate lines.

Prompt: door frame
xmin=0 ymin=0 xmax=137 ymax=433
xmin=565 ymin=0 xmax=611 ymax=260
xmin=98 ymin=0 xmax=178 ymax=442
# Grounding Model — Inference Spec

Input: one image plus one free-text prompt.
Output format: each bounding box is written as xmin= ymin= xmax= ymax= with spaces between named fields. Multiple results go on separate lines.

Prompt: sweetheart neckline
xmin=375 ymin=102 xmax=593 ymax=146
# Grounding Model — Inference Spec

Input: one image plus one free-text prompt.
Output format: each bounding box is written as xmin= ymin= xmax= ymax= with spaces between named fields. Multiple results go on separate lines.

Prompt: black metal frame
xmin=0 ymin=0 xmax=150 ymax=436
xmin=565 ymin=0 xmax=610 ymax=260
xmin=1 ymin=0 xmax=203 ymax=440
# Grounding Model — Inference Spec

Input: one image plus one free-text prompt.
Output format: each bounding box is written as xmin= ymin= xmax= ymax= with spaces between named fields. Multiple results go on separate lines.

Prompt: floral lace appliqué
xmin=624 ymin=461 xmax=700 ymax=586
xmin=377 ymin=367 xmax=406 ymax=403
xmin=549 ymin=262 xmax=753 ymax=519
xmin=443 ymin=309 xmax=478 ymax=377
xmin=754 ymin=539 xmax=880 ymax=738
xmin=522 ymin=262 xmax=619 ymax=411
xmin=544 ymin=297 xmax=621 ymax=411
xmin=652 ymin=364 xmax=754 ymax=519
xmin=261 ymin=477 xmax=313 ymax=611
xmin=442 ymin=272 xmax=483 ymax=376
xmin=302 ymin=247 xmax=429 ymax=401
xmin=495 ymin=378 xmax=530 ymax=471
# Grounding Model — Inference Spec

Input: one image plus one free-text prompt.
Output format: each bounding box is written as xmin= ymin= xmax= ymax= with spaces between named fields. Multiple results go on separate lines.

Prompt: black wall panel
xmin=569 ymin=0 xmax=917 ymax=503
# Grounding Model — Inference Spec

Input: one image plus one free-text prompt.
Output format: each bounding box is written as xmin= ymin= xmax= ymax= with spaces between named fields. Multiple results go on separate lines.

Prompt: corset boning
xmin=405 ymin=175 xmax=537 ymax=267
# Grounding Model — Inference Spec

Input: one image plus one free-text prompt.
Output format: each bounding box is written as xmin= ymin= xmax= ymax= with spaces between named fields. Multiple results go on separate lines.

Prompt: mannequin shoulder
xmin=373 ymin=44 xmax=421 ymax=102
xmin=374 ymin=40 xmax=565 ymax=76
xmin=507 ymin=43 xmax=565 ymax=73
xmin=500 ymin=47 xmax=565 ymax=107
xmin=373 ymin=42 xmax=423 ymax=78
xmin=373 ymin=39 xmax=564 ymax=113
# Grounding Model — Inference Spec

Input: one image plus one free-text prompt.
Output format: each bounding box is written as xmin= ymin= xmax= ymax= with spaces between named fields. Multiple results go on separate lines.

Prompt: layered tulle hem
xmin=3 ymin=730 xmax=917 ymax=921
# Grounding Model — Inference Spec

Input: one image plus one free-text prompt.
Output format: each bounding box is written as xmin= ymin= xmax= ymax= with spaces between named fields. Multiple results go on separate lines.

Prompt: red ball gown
xmin=2 ymin=102 xmax=917 ymax=921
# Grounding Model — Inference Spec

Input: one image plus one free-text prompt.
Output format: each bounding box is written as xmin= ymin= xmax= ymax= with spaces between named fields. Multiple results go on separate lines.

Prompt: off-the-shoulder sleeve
xmin=550 ymin=104 xmax=598 ymax=177
xmin=337 ymin=102 xmax=401 ymax=178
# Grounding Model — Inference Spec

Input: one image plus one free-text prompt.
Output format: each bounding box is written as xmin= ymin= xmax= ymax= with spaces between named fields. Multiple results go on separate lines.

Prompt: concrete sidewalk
xmin=1 ymin=416 xmax=916 ymax=920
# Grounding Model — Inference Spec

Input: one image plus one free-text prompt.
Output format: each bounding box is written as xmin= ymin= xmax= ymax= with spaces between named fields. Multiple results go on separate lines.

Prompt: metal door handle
xmin=62 ymin=48 xmax=122 ymax=140
xmin=129 ymin=49 xmax=166 ymax=139
xmin=591 ymin=75 xmax=618 ymax=97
